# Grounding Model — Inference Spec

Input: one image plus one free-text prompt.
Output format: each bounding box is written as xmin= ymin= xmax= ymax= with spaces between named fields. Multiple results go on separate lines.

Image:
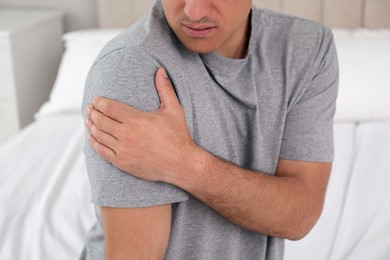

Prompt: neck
xmin=216 ymin=12 xmax=251 ymax=59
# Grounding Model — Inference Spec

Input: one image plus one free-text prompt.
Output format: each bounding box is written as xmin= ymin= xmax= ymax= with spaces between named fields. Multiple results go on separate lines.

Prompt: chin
xmin=180 ymin=40 xmax=218 ymax=54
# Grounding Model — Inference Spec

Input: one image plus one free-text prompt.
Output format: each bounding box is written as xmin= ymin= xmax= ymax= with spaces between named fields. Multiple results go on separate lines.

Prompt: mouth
xmin=182 ymin=23 xmax=217 ymax=38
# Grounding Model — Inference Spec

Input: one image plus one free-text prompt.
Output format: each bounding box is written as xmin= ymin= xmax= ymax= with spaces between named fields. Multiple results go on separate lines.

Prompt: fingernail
xmin=161 ymin=68 xmax=168 ymax=79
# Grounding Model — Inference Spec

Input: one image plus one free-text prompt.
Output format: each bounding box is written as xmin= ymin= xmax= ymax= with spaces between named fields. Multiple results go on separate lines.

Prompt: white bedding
xmin=0 ymin=115 xmax=95 ymax=260
xmin=1 ymin=116 xmax=389 ymax=259
xmin=1 ymin=27 xmax=390 ymax=259
xmin=285 ymin=122 xmax=390 ymax=260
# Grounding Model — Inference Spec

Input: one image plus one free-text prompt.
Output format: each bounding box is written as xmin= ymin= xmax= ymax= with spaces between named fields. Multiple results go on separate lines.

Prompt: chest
xmin=174 ymin=64 xmax=287 ymax=174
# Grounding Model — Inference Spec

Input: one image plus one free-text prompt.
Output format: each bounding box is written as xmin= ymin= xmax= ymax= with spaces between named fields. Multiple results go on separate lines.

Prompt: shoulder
xmin=82 ymin=39 xmax=162 ymax=116
xmin=92 ymin=0 xmax=177 ymax=70
xmin=85 ymin=1 xmax=169 ymax=94
xmin=252 ymin=5 xmax=331 ymax=35
xmin=252 ymin=6 xmax=334 ymax=54
xmin=251 ymin=6 xmax=337 ymax=78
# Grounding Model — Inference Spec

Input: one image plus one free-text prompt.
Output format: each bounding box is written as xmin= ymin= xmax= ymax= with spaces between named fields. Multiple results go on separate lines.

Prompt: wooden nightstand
xmin=0 ymin=9 xmax=63 ymax=142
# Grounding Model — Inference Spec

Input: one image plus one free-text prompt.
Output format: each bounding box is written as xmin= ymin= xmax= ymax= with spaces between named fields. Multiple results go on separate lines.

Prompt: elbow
xmin=283 ymin=225 xmax=313 ymax=241
xmin=269 ymin=222 xmax=315 ymax=241
xmin=283 ymin=211 xmax=322 ymax=241
xmin=251 ymin=216 xmax=318 ymax=241
xmin=284 ymin=193 xmax=326 ymax=240
xmin=271 ymin=208 xmax=323 ymax=241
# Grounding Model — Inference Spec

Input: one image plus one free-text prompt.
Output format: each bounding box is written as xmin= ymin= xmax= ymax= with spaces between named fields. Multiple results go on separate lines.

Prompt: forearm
xmin=166 ymin=148 xmax=326 ymax=240
xmin=102 ymin=205 xmax=172 ymax=260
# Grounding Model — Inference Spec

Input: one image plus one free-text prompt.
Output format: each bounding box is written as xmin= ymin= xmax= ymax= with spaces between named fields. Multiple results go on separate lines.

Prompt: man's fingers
xmin=88 ymin=105 xmax=121 ymax=138
xmin=88 ymin=133 xmax=117 ymax=162
xmin=86 ymin=117 xmax=119 ymax=150
xmin=92 ymin=97 xmax=138 ymax=123
xmin=155 ymin=67 xmax=180 ymax=111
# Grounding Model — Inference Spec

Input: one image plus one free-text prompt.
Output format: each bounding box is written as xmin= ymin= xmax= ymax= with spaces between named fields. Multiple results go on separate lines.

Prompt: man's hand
xmin=85 ymin=67 xmax=197 ymax=182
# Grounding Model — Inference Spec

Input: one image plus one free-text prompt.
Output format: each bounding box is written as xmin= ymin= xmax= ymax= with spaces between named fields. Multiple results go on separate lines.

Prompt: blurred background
xmin=0 ymin=0 xmax=98 ymax=32
xmin=0 ymin=0 xmax=389 ymax=260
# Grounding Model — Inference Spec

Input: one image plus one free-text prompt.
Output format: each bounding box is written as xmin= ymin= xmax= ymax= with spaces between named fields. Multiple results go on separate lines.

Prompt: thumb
xmin=155 ymin=67 xmax=180 ymax=111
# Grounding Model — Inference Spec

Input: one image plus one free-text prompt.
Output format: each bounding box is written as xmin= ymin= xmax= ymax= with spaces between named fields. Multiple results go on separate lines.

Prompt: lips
xmin=182 ymin=23 xmax=217 ymax=38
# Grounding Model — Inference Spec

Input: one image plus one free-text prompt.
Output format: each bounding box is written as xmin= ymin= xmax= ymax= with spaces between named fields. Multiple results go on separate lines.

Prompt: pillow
xmin=332 ymin=29 xmax=390 ymax=122
xmin=36 ymin=28 xmax=390 ymax=122
xmin=35 ymin=29 xmax=123 ymax=119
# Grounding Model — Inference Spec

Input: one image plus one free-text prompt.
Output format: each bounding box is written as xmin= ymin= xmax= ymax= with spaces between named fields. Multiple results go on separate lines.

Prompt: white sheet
xmin=285 ymin=122 xmax=390 ymax=260
xmin=328 ymin=122 xmax=390 ymax=260
xmin=0 ymin=115 xmax=95 ymax=260
xmin=1 ymin=114 xmax=390 ymax=259
xmin=285 ymin=123 xmax=356 ymax=260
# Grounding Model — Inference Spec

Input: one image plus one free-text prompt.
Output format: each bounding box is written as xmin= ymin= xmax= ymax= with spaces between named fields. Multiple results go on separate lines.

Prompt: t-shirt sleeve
xmin=279 ymin=28 xmax=339 ymax=163
xmin=82 ymin=46 xmax=189 ymax=208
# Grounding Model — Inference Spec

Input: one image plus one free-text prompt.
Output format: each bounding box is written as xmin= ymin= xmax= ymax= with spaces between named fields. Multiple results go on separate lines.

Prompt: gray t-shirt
xmin=80 ymin=1 xmax=338 ymax=259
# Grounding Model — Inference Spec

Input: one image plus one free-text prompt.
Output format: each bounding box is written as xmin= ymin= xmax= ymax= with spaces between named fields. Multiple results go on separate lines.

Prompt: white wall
xmin=0 ymin=0 xmax=98 ymax=32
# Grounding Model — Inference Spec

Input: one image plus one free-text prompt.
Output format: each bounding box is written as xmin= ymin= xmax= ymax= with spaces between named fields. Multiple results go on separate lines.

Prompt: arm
xmin=166 ymin=152 xmax=331 ymax=240
xmin=86 ymin=68 xmax=333 ymax=240
xmin=102 ymin=204 xmax=172 ymax=259
xmin=82 ymin=48 xmax=189 ymax=257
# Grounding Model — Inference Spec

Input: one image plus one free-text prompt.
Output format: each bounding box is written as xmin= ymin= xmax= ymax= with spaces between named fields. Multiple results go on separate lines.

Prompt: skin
xmin=85 ymin=0 xmax=332 ymax=258
xmin=162 ymin=0 xmax=252 ymax=58
xmin=102 ymin=204 xmax=171 ymax=259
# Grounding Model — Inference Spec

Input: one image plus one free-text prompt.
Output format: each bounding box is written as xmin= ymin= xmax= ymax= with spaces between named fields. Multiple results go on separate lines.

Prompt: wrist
xmin=165 ymin=143 xmax=212 ymax=192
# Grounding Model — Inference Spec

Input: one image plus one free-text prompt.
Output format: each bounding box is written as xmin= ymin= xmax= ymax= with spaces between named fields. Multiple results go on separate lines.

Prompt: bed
xmin=1 ymin=0 xmax=390 ymax=259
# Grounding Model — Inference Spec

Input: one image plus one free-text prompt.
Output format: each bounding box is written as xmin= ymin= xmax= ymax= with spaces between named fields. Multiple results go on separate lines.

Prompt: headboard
xmin=97 ymin=0 xmax=390 ymax=28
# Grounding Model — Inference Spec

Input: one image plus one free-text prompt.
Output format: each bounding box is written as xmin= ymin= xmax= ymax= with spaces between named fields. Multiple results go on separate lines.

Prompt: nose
xmin=184 ymin=0 xmax=212 ymax=22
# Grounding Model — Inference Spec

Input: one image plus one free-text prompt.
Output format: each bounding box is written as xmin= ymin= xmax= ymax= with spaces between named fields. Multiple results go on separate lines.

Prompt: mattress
xmin=1 ymin=114 xmax=389 ymax=259
xmin=0 ymin=115 xmax=95 ymax=260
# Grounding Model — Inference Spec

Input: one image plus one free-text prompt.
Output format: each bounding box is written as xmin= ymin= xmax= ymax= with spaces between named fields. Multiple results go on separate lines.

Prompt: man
xmin=81 ymin=0 xmax=338 ymax=259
